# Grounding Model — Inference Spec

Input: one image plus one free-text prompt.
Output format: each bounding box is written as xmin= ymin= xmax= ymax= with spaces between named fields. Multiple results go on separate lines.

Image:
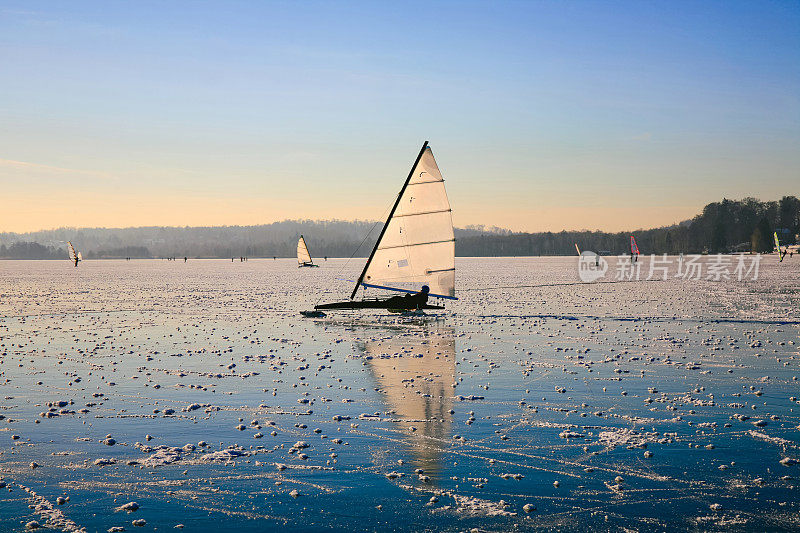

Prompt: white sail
xmin=361 ymin=146 xmax=455 ymax=299
xmin=67 ymin=241 xmax=77 ymax=262
xmin=77 ymin=252 xmax=82 ymax=261
xmin=297 ymin=236 xmax=312 ymax=265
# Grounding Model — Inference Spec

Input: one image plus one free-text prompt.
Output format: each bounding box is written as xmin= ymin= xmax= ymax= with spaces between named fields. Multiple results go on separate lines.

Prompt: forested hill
xmin=460 ymin=196 xmax=799 ymax=256
xmin=1 ymin=196 xmax=798 ymax=259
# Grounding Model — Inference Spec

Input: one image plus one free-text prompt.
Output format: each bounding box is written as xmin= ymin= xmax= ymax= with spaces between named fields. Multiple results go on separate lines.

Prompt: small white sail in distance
xmin=297 ymin=235 xmax=313 ymax=265
xmin=357 ymin=143 xmax=456 ymax=300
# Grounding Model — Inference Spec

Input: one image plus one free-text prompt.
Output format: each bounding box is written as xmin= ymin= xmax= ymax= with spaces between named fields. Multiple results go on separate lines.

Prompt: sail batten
xmin=377 ymin=238 xmax=455 ymax=251
xmin=392 ymin=209 xmax=452 ymax=218
xmin=407 ymin=179 xmax=444 ymax=185
xmin=356 ymin=143 xmax=456 ymax=299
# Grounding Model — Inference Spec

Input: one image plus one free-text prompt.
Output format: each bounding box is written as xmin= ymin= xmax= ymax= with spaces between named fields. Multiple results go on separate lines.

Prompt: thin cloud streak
xmin=0 ymin=158 xmax=116 ymax=181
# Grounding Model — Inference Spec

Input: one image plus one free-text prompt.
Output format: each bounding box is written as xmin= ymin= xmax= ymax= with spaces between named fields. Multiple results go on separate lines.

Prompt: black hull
xmin=314 ymin=300 xmax=445 ymax=311
xmin=298 ymin=263 xmax=319 ymax=268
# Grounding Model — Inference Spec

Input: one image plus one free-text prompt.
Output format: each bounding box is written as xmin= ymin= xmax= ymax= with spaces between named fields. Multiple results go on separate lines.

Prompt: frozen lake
xmin=1 ymin=257 xmax=799 ymax=531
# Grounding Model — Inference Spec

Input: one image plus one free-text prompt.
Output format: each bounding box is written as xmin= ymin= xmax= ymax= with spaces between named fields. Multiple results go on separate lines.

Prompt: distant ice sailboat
xmin=309 ymin=141 xmax=456 ymax=315
xmin=67 ymin=241 xmax=82 ymax=267
xmin=297 ymin=235 xmax=319 ymax=268
xmin=774 ymin=232 xmax=786 ymax=262
xmin=630 ymin=235 xmax=640 ymax=263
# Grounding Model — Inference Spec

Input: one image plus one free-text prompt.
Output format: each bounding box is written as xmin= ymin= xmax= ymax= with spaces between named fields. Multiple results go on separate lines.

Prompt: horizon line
xmin=0 ymin=217 xmax=692 ymax=237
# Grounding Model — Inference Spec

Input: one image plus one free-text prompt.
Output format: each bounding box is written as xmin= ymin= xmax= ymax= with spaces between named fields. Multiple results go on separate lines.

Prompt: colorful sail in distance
xmin=630 ymin=236 xmax=640 ymax=256
xmin=775 ymin=232 xmax=786 ymax=262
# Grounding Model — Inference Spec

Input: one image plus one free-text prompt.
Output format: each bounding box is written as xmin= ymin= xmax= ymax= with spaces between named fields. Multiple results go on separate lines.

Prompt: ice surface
xmin=0 ymin=257 xmax=798 ymax=531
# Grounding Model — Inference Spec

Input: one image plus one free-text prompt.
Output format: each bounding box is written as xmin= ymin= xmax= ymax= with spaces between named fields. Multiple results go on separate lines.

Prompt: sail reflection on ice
xmin=362 ymin=328 xmax=456 ymax=474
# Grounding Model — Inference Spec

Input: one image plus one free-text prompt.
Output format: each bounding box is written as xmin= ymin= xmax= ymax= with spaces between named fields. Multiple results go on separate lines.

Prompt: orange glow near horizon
xmin=0 ymin=184 xmax=701 ymax=234
xmin=0 ymin=152 xmax=789 ymax=235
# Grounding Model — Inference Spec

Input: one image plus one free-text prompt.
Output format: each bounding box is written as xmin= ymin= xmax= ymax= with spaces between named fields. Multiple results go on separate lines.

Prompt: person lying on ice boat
xmin=309 ymin=285 xmax=444 ymax=314
xmin=384 ymin=285 xmax=430 ymax=310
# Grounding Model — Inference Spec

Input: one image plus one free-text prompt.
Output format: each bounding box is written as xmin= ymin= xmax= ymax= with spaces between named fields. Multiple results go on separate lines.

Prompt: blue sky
xmin=1 ymin=1 xmax=798 ymax=232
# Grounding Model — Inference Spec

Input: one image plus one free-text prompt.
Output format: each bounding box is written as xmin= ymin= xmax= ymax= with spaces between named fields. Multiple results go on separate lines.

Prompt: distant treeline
xmin=0 ymin=242 xmax=68 ymax=260
xmin=457 ymin=196 xmax=799 ymax=256
xmin=0 ymin=220 xmax=499 ymax=260
xmin=1 ymin=197 xmax=797 ymax=259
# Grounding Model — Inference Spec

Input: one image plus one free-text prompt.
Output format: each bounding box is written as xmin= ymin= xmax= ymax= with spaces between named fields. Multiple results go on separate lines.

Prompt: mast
xmin=351 ymin=140 xmax=429 ymax=300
